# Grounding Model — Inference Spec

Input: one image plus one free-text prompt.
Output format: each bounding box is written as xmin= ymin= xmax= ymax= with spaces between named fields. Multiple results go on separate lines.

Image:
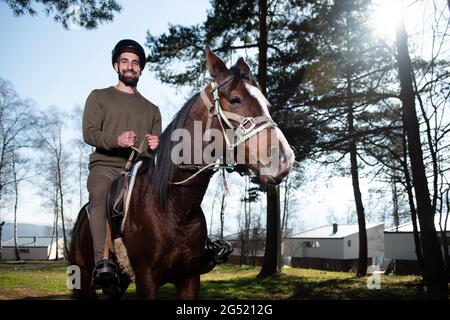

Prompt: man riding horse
xmin=72 ymin=44 xmax=294 ymax=299
xmin=82 ymin=39 xmax=224 ymax=289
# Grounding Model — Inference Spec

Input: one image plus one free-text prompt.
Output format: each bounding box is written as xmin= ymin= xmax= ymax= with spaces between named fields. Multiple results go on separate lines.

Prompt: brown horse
xmin=69 ymin=47 xmax=294 ymax=299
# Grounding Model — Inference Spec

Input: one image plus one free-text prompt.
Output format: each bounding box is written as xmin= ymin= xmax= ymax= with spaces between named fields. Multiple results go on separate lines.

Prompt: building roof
xmin=287 ymin=222 xmax=384 ymax=239
xmin=385 ymin=214 xmax=450 ymax=233
xmin=1 ymin=237 xmax=62 ymax=247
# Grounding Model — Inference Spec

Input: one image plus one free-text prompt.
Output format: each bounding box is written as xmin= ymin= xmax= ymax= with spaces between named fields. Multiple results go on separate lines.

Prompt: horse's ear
xmin=236 ymin=57 xmax=252 ymax=78
xmin=205 ymin=46 xmax=228 ymax=79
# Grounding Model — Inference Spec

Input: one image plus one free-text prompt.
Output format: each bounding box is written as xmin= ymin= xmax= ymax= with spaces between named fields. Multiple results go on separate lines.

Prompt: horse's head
xmin=203 ymin=47 xmax=295 ymax=184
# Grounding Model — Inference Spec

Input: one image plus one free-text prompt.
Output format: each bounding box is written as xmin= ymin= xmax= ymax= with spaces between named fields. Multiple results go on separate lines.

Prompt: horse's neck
xmin=168 ymin=100 xmax=215 ymax=214
xmin=169 ymin=167 xmax=213 ymax=211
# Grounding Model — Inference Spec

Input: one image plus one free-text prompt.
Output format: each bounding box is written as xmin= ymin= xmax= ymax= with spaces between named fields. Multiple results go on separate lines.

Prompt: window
xmin=304 ymin=241 xmax=320 ymax=248
xmin=19 ymin=248 xmax=30 ymax=254
xmin=348 ymin=240 xmax=352 ymax=247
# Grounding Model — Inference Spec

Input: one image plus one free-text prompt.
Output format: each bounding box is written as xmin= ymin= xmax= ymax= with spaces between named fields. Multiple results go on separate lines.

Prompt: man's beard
xmin=118 ymin=70 xmax=139 ymax=87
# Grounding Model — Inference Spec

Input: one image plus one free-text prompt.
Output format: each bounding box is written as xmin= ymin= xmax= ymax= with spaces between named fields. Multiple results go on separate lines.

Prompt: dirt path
xmin=0 ymin=288 xmax=71 ymax=300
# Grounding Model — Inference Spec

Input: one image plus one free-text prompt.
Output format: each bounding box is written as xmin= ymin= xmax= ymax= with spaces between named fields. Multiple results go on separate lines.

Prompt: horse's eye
xmin=230 ymin=96 xmax=241 ymax=105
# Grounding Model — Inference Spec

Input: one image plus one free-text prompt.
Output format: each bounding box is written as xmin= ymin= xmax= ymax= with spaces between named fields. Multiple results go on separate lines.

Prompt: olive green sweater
xmin=82 ymin=86 xmax=161 ymax=169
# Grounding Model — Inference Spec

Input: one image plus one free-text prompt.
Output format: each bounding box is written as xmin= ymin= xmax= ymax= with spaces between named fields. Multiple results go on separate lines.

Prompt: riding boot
xmin=91 ymin=259 xmax=120 ymax=290
xmin=198 ymin=238 xmax=233 ymax=274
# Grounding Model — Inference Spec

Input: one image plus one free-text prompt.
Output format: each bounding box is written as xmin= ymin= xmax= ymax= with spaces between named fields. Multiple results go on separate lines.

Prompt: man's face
xmin=114 ymin=52 xmax=142 ymax=87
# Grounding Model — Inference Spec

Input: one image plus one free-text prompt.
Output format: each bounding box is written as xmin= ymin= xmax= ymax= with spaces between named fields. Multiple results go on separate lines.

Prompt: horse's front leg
xmin=134 ymin=265 xmax=158 ymax=299
xmin=176 ymin=275 xmax=200 ymax=299
xmin=74 ymin=265 xmax=98 ymax=300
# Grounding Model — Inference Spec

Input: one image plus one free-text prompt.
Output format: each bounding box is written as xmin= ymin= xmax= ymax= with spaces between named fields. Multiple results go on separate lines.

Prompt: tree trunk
xmin=244 ymin=177 xmax=251 ymax=262
xmin=219 ymin=190 xmax=225 ymax=240
xmin=257 ymin=0 xmax=281 ymax=278
xmin=396 ymin=13 xmax=447 ymax=298
xmin=391 ymin=175 xmax=399 ymax=230
xmin=56 ymin=135 xmax=69 ymax=258
xmin=48 ymin=206 xmax=56 ymax=260
xmin=12 ymin=153 xmax=21 ymax=261
xmin=443 ymin=190 xmax=450 ymax=280
xmin=242 ymin=177 xmax=249 ymax=263
xmin=259 ymin=185 xmax=281 ymax=277
xmin=346 ymin=67 xmax=368 ymax=277
xmin=401 ymin=126 xmax=425 ymax=272
xmin=54 ymin=174 xmax=59 ymax=260
xmin=350 ymin=145 xmax=368 ymax=277
xmin=281 ymin=175 xmax=290 ymax=238
xmin=55 ymin=205 xmax=59 ymax=260
xmin=0 ymin=221 xmax=4 ymax=260
xmin=58 ymin=166 xmax=69 ymax=258
xmin=14 ymin=204 xmax=20 ymax=260
xmin=258 ymin=0 xmax=268 ymax=96
xmin=240 ymin=233 xmax=245 ymax=265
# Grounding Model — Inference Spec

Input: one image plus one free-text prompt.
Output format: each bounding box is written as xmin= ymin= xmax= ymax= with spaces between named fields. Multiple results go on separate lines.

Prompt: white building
xmin=283 ymin=223 xmax=385 ymax=272
xmin=1 ymin=237 xmax=65 ymax=260
xmin=384 ymin=215 xmax=450 ymax=274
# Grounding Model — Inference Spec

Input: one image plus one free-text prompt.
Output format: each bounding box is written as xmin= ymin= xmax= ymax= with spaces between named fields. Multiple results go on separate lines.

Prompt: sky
xmin=0 ymin=0 xmax=211 ymax=120
xmin=0 ymin=0 xmax=431 ymax=234
xmin=0 ymin=0 xmax=212 ymax=226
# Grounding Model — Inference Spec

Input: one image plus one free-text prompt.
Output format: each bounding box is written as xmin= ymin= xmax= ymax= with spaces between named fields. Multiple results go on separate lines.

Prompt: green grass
xmin=0 ymin=261 xmax=438 ymax=300
xmin=0 ymin=261 xmax=70 ymax=299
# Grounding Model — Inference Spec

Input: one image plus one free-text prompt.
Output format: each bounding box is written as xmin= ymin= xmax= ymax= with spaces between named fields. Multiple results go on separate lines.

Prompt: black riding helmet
xmin=111 ymin=39 xmax=146 ymax=70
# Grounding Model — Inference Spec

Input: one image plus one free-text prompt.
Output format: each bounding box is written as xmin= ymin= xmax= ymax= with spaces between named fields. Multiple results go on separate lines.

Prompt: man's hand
xmin=118 ymin=131 xmax=137 ymax=148
xmin=145 ymin=134 xmax=159 ymax=150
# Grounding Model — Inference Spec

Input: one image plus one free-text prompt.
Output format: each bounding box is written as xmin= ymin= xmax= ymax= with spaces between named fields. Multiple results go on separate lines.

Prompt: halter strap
xmin=170 ymin=77 xmax=277 ymax=186
xmin=201 ymin=78 xmax=277 ymax=149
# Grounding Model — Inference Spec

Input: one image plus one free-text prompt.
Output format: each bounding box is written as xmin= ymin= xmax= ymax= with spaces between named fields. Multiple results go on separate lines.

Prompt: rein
xmin=170 ymin=76 xmax=276 ymax=185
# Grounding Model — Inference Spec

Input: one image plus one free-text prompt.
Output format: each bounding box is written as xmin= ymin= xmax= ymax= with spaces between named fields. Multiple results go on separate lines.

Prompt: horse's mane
xmin=150 ymin=93 xmax=200 ymax=204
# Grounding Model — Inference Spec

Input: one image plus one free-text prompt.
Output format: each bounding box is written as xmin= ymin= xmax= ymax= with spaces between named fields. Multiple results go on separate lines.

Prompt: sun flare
xmin=371 ymin=0 xmax=403 ymax=40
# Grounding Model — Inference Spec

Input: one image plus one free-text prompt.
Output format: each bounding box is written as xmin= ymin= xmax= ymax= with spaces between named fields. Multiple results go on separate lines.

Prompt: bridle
xmin=200 ymin=76 xmax=277 ymax=150
xmin=171 ymin=76 xmax=277 ymax=185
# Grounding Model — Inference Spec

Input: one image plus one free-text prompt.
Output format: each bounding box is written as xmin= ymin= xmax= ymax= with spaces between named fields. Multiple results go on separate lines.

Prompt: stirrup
xmin=91 ymin=259 xmax=120 ymax=290
xmin=206 ymin=238 xmax=233 ymax=264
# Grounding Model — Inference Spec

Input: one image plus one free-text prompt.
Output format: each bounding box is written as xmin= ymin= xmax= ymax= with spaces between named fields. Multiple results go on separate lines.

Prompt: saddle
xmin=107 ymin=175 xmax=125 ymax=239
xmin=106 ymin=162 xmax=142 ymax=239
xmin=107 ymin=143 xmax=149 ymax=239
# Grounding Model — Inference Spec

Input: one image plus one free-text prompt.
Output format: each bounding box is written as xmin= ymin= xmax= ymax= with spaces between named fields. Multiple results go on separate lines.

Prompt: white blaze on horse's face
xmin=244 ymin=83 xmax=272 ymax=118
xmin=244 ymin=83 xmax=295 ymax=184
